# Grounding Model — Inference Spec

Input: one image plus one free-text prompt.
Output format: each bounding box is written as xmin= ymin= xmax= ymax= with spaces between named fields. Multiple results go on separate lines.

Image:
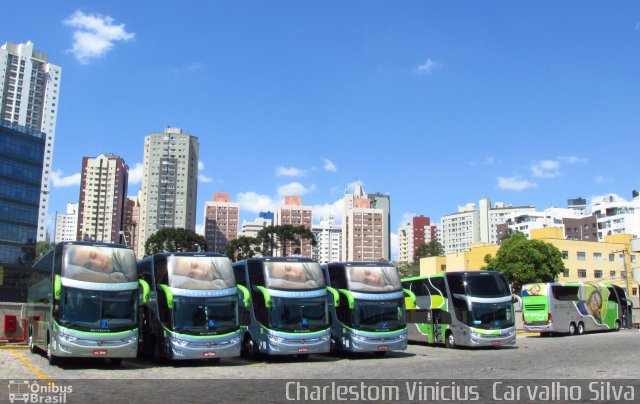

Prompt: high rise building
xmin=312 ymin=219 xmax=342 ymax=264
xmin=124 ymin=196 xmax=140 ymax=254
xmin=398 ymin=221 xmax=412 ymax=264
xmin=204 ymin=192 xmax=239 ymax=253
xmin=0 ymin=120 xmax=45 ymax=263
xmin=398 ymin=216 xmax=438 ymax=264
xmin=368 ymin=192 xmax=391 ymax=261
xmin=138 ymin=127 xmax=199 ymax=257
xmin=76 ymin=154 xmax=128 ymax=243
xmin=1 ymin=41 xmax=62 ymax=241
xmin=592 ymin=193 xmax=640 ymax=242
xmin=54 ymin=202 xmax=78 ymax=243
xmin=241 ymin=216 xmax=272 ymax=238
xmin=342 ymin=185 xmax=385 ymax=262
xmin=275 ymin=196 xmax=313 ymax=257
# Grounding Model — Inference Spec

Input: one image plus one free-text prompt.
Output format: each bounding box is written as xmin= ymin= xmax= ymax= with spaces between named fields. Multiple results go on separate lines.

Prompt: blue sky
xmin=3 ymin=2 xmax=640 ymax=257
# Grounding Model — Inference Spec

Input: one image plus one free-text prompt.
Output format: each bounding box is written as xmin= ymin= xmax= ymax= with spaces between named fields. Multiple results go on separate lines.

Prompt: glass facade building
xmin=0 ymin=119 xmax=44 ymax=265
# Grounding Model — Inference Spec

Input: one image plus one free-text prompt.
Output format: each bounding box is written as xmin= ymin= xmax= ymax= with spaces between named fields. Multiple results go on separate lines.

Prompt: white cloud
xmin=390 ymin=232 xmax=399 ymax=261
xmin=312 ymin=199 xmax=344 ymax=224
xmin=484 ymin=156 xmax=496 ymax=165
xmin=128 ymin=163 xmax=143 ymax=185
xmin=51 ymin=170 xmax=81 ymax=187
xmin=275 ymin=166 xmax=306 ymax=177
xmin=237 ymin=192 xmax=277 ymax=214
xmin=559 ymin=156 xmax=588 ymax=164
xmin=198 ymin=161 xmax=205 ymax=170
xmin=63 ymin=10 xmax=134 ymax=64
xmin=323 ymin=159 xmax=337 ymax=172
xmin=413 ymin=58 xmax=442 ymax=76
xmin=277 ymin=182 xmax=316 ymax=197
xmin=497 ymin=176 xmax=537 ymax=191
xmin=199 ymin=174 xmax=213 ymax=183
xmin=531 ymin=160 xmax=561 ymax=178
xmin=195 ymin=224 xmax=204 ymax=236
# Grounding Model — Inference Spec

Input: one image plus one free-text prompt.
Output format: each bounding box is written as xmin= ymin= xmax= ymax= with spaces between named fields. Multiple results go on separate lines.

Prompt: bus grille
xmin=524 ymin=304 xmax=546 ymax=311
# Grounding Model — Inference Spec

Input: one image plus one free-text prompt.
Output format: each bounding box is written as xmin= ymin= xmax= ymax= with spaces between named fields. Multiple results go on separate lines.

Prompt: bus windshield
xmin=353 ymin=299 xmax=405 ymax=332
xmin=464 ymin=273 xmax=511 ymax=298
xmin=470 ymin=302 xmax=515 ymax=330
xmin=61 ymin=287 xmax=137 ymax=331
xmin=172 ymin=295 xmax=238 ymax=335
xmin=269 ymin=296 xmax=327 ymax=332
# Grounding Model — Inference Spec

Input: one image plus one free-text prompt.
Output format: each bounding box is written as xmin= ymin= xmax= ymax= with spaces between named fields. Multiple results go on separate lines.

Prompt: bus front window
xmin=172 ymin=296 xmax=238 ymax=335
xmin=268 ymin=296 xmax=327 ymax=333
xmin=61 ymin=287 xmax=137 ymax=331
xmin=470 ymin=302 xmax=514 ymax=330
xmin=352 ymin=299 xmax=405 ymax=332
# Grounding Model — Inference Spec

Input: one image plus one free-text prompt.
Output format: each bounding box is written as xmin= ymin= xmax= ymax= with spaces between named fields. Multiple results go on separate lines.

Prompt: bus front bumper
xmin=468 ymin=327 xmax=517 ymax=347
xmin=523 ymin=323 xmax=553 ymax=333
xmin=168 ymin=330 xmax=242 ymax=360
xmin=261 ymin=330 xmax=331 ymax=355
xmin=342 ymin=329 xmax=408 ymax=352
xmin=52 ymin=328 xmax=138 ymax=358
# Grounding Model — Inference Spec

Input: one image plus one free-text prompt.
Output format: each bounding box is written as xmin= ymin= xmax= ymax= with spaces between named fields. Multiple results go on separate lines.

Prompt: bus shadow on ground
xmin=327 ymin=350 xmax=416 ymax=360
xmin=408 ymin=341 xmax=518 ymax=351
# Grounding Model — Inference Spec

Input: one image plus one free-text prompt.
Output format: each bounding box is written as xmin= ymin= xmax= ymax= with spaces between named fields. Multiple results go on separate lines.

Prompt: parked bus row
xmin=27 ymin=241 xmax=629 ymax=367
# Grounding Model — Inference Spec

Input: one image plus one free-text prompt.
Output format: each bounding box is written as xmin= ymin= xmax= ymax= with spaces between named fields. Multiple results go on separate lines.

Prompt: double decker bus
xmin=522 ymin=282 xmax=631 ymax=336
xmin=322 ymin=262 xmax=407 ymax=354
xmin=137 ymin=252 xmax=243 ymax=361
xmin=27 ymin=242 xmax=140 ymax=366
xmin=401 ymin=271 xmax=516 ymax=348
xmin=232 ymin=257 xmax=330 ymax=357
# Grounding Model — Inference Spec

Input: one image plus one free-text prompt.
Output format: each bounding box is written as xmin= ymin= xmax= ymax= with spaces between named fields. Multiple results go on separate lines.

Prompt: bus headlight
xmin=268 ymin=335 xmax=285 ymax=343
xmin=352 ymin=334 xmax=366 ymax=341
xmin=398 ymin=333 xmax=407 ymax=340
xmin=170 ymin=336 xmax=189 ymax=347
xmin=58 ymin=332 xmax=78 ymax=343
xmin=122 ymin=336 xmax=137 ymax=344
xmin=320 ymin=334 xmax=330 ymax=341
xmin=229 ymin=337 xmax=241 ymax=344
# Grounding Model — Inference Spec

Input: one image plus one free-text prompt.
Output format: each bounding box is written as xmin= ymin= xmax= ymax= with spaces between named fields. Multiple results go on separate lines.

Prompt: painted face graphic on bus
xmin=350 ymin=267 xmax=385 ymax=287
xmin=269 ymin=263 xmax=308 ymax=282
xmin=69 ymin=246 xmax=113 ymax=273
xmin=586 ymin=290 xmax=603 ymax=322
xmin=174 ymin=258 xmax=216 ymax=281
xmin=528 ymin=284 xmax=541 ymax=296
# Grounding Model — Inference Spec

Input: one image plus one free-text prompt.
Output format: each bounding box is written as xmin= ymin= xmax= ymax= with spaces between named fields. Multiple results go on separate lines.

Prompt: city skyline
xmin=2 ymin=2 xmax=639 ymax=260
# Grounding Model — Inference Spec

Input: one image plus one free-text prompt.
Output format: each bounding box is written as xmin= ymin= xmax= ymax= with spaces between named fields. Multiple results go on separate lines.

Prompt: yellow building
xmin=419 ymin=228 xmax=639 ymax=305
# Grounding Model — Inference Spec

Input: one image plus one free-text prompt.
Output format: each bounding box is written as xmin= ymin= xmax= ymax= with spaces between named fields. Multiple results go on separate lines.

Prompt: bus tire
xmin=577 ymin=322 xmax=585 ymax=335
xmin=445 ymin=331 xmax=456 ymax=349
xmin=28 ymin=329 xmax=37 ymax=354
xmin=242 ymin=335 xmax=258 ymax=359
xmin=47 ymin=336 xmax=58 ymax=366
xmin=330 ymin=337 xmax=340 ymax=354
xmin=568 ymin=322 xmax=576 ymax=336
xmin=615 ymin=320 xmax=621 ymax=331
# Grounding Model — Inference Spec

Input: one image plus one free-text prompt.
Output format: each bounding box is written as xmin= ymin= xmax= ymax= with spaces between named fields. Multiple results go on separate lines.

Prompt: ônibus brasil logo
xmin=8 ymin=380 xmax=72 ymax=403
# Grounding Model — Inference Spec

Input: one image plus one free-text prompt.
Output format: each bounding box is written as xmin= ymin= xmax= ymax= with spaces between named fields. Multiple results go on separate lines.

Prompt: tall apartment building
xmin=76 ymin=154 xmax=128 ymax=243
xmin=0 ymin=120 xmax=45 ymax=264
xmin=342 ymin=185 xmax=385 ymax=262
xmin=592 ymin=193 xmax=640 ymax=242
xmin=397 ymin=216 xmax=437 ymax=264
xmin=241 ymin=216 xmax=272 ymax=238
xmin=274 ymin=196 xmax=313 ymax=257
xmin=138 ymin=127 xmax=199 ymax=257
xmin=1 ymin=41 xmax=62 ymax=241
xmin=496 ymin=207 xmax=597 ymax=243
xmin=368 ymin=192 xmax=391 ymax=261
xmin=124 ymin=196 xmax=141 ymax=254
xmin=312 ymin=219 xmax=342 ymax=264
xmin=204 ymin=192 xmax=239 ymax=253
xmin=398 ymin=222 xmax=412 ymax=264
xmin=54 ymin=202 xmax=78 ymax=243
xmin=441 ymin=198 xmax=534 ymax=254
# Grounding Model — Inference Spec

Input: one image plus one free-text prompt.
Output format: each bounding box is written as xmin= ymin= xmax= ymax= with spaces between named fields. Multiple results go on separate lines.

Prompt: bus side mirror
xmin=54 ymin=275 xmax=62 ymax=301
xmin=403 ymin=288 xmax=416 ymax=309
xmin=236 ymin=284 xmax=251 ymax=308
xmin=326 ymin=287 xmax=339 ymax=308
xmin=139 ymin=279 xmax=150 ymax=305
xmin=256 ymin=286 xmax=272 ymax=309
xmin=159 ymin=284 xmax=174 ymax=310
xmin=338 ymin=289 xmax=354 ymax=310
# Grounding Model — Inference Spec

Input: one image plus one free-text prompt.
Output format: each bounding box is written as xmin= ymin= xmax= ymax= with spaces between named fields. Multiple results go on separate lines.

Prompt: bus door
xmin=406 ymin=309 xmax=435 ymax=343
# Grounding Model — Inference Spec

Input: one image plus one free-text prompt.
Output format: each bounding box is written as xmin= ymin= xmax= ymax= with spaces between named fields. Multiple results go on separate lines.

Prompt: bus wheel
xmin=577 ymin=322 xmax=585 ymax=335
xmin=330 ymin=337 xmax=340 ymax=354
xmin=28 ymin=330 xmax=37 ymax=354
xmin=445 ymin=331 xmax=456 ymax=349
xmin=615 ymin=320 xmax=621 ymax=331
xmin=47 ymin=337 xmax=58 ymax=366
xmin=568 ymin=322 xmax=576 ymax=336
xmin=242 ymin=335 xmax=257 ymax=359
xmin=109 ymin=358 xmax=123 ymax=367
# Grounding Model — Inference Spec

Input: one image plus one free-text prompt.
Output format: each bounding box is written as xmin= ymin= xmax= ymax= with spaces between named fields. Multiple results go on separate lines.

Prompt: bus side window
xmin=336 ymin=293 xmax=352 ymax=325
xmin=430 ymin=277 xmax=448 ymax=298
xmin=156 ymin=288 xmax=171 ymax=326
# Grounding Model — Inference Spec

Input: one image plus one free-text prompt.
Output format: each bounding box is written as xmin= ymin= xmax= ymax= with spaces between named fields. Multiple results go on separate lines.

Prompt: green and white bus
xmin=522 ymin=282 xmax=631 ymax=335
xmin=137 ymin=253 xmax=243 ymax=361
xmin=233 ymin=257 xmax=330 ymax=357
xmin=401 ymin=271 xmax=516 ymax=348
xmin=322 ymin=262 xmax=407 ymax=354
xmin=27 ymin=242 xmax=140 ymax=366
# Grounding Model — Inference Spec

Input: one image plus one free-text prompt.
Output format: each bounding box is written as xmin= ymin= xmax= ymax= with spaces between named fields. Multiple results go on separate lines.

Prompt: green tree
xmin=257 ymin=225 xmax=316 ymax=257
xmin=483 ymin=232 xmax=564 ymax=293
xmin=414 ymin=240 xmax=444 ymax=261
xmin=396 ymin=262 xmax=420 ymax=279
xmin=226 ymin=236 xmax=261 ymax=262
xmin=36 ymin=241 xmax=55 ymax=259
xmin=144 ymin=228 xmax=207 ymax=256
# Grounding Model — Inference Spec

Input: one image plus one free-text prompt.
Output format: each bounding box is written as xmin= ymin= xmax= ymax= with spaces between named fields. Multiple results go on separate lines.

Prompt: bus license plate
xmin=492 ymin=341 xmax=501 ymax=345
xmin=378 ymin=345 xmax=389 ymax=351
xmin=203 ymin=352 xmax=216 ymax=357
xmin=297 ymin=348 xmax=309 ymax=353
xmin=93 ymin=350 xmax=107 ymax=356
